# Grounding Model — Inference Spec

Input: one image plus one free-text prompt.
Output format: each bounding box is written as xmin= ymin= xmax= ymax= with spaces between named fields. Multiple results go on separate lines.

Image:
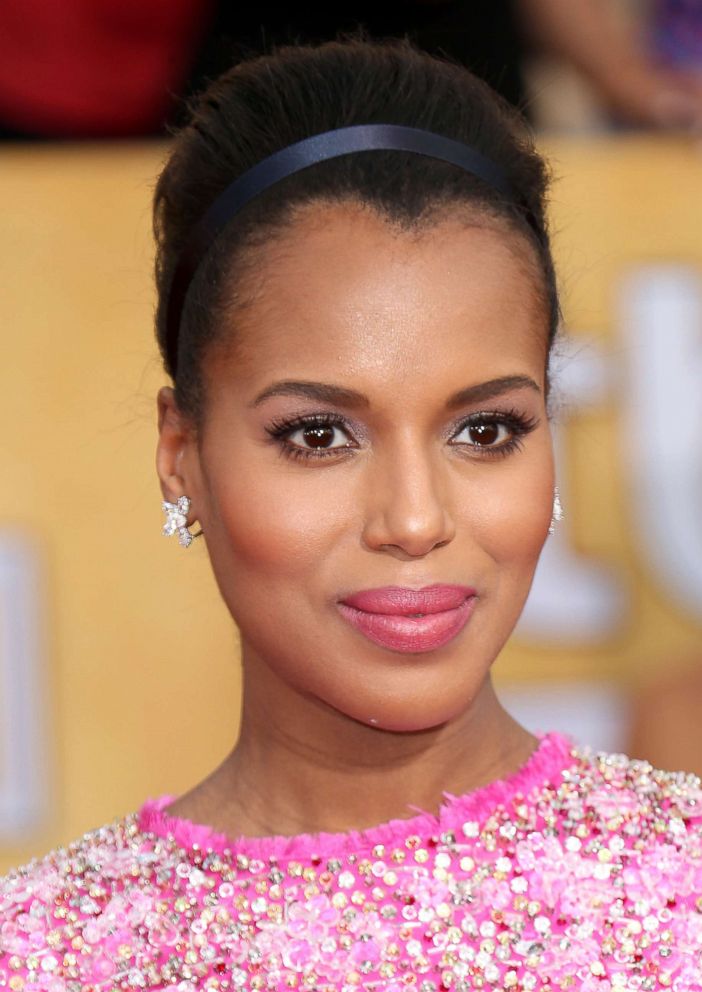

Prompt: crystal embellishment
xmin=548 ymin=485 xmax=564 ymax=535
xmin=162 ymin=495 xmax=194 ymax=548
xmin=5 ymin=734 xmax=702 ymax=992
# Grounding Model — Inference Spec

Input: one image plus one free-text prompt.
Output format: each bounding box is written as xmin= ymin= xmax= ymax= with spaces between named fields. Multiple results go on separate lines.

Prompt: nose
xmin=361 ymin=436 xmax=456 ymax=558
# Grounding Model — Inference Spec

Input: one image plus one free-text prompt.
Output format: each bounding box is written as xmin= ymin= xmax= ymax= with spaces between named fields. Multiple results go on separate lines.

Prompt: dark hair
xmin=154 ymin=36 xmax=559 ymax=420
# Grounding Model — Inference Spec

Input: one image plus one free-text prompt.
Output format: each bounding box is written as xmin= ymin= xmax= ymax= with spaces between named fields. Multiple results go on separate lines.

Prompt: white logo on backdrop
xmin=511 ymin=263 xmax=702 ymax=750
xmin=0 ymin=532 xmax=50 ymax=841
xmin=518 ymin=335 xmax=628 ymax=641
xmin=518 ymin=263 xmax=702 ymax=641
xmin=619 ymin=266 xmax=702 ymax=619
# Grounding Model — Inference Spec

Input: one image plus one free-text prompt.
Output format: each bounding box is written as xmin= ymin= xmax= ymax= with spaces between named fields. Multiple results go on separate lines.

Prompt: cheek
xmin=202 ymin=460 xmax=355 ymax=580
xmin=471 ymin=445 xmax=554 ymax=583
xmin=192 ymin=431 xmax=553 ymax=732
xmin=197 ymin=412 xmax=553 ymax=598
xmin=200 ymin=424 xmax=554 ymax=561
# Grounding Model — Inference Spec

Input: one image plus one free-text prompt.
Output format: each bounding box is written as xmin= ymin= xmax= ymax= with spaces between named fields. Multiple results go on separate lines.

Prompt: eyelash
xmin=265 ymin=409 xmax=539 ymax=463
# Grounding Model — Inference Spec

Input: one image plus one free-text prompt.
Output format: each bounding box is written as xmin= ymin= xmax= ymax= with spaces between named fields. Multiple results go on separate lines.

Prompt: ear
xmin=155 ymin=387 xmax=199 ymax=506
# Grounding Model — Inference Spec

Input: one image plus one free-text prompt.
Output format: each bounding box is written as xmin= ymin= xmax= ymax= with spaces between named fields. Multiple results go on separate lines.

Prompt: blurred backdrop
xmin=1 ymin=0 xmax=702 ymax=873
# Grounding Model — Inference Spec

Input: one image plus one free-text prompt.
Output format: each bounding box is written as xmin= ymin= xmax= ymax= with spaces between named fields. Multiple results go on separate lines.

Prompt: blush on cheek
xmin=475 ymin=472 xmax=553 ymax=566
xmin=207 ymin=472 xmax=353 ymax=575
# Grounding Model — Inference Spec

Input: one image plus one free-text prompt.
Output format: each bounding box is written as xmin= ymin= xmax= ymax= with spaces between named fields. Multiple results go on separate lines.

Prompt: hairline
xmin=183 ymin=194 xmax=554 ymax=428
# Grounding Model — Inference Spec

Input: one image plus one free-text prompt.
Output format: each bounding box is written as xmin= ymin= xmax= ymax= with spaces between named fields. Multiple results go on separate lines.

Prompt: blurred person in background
xmin=521 ymin=0 xmax=702 ymax=130
xmin=0 ymin=0 xmax=212 ymax=138
xmin=0 ymin=0 xmax=526 ymax=137
xmin=630 ymin=661 xmax=702 ymax=777
xmin=1 ymin=0 xmax=701 ymax=139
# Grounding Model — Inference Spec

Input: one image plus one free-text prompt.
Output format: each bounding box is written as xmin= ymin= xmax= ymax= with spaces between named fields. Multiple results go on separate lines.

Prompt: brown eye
xmin=302 ymin=425 xmax=336 ymax=448
xmin=468 ymin=422 xmax=500 ymax=446
xmin=288 ymin=423 xmax=352 ymax=450
xmin=453 ymin=418 xmax=512 ymax=448
xmin=449 ymin=409 xmax=539 ymax=459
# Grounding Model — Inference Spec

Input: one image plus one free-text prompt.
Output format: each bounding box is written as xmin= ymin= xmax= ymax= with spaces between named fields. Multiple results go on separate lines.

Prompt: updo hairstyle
xmin=153 ymin=37 xmax=559 ymax=421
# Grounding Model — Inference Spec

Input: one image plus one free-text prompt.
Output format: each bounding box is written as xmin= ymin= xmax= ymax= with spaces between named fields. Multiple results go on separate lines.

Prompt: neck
xmin=174 ymin=651 xmax=537 ymax=841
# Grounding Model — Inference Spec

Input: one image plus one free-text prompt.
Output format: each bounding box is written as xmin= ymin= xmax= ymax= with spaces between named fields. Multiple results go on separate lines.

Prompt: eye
xmin=287 ymin=421 xmax=353 ymax=450
xmin=265 ymin=412 xmax=358 ymax=461
xmin=450 ymin=410 xmax=538 ymax=456
xmin=453 ymin=419 xmax=512 ymax=447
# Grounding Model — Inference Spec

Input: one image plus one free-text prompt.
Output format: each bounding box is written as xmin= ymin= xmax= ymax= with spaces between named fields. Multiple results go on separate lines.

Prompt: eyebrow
xmin=250 ymin=374 xmax=540 ymax=409
xmin=445 ymin=375 xmax=541 ymax=409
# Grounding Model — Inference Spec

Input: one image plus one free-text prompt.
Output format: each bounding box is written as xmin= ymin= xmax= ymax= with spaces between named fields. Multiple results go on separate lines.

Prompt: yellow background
xmin=1 ymin=137 xmax=701 ymax=873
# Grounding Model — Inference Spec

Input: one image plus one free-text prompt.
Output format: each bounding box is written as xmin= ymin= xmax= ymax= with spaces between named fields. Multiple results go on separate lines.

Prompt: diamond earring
xmin=549 ymin=486 xmax=564 ymax=536
xmin=162 ymin=495 xmax=199 ymax=548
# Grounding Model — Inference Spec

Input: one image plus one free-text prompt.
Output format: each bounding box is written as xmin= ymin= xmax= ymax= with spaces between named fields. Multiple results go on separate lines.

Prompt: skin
xmin=156 ymin=201 xmax=555 ymax=840
xmin=519 ymin=0 xmax=702 ymax=132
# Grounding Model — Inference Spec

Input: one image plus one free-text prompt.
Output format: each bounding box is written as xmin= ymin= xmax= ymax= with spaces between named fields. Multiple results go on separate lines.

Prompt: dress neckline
xmin=136 ymin=730 xmax=577 ymax=863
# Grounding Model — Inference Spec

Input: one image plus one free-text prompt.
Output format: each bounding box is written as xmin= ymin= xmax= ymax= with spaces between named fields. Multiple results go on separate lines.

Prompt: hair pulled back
xmin=154 ymin=36 xmax=559 ymax=420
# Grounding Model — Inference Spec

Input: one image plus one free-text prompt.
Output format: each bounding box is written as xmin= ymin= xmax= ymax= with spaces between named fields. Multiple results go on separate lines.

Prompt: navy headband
xmin=165 ymin=123 xmax=533 ymax=375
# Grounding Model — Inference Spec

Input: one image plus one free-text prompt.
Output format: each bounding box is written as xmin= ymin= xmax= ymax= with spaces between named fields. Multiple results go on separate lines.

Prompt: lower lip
xmin=336 ymin=596 xmax=477 ymax=654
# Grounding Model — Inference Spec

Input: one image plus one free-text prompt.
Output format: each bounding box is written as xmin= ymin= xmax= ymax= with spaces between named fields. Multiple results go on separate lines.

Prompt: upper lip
xmin=339 ymin=584 xmax=476 ymax=616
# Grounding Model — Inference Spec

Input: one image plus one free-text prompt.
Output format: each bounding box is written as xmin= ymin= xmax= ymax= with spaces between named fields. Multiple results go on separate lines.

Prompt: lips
xmin=337 ymin=584 xmax=477 ymax=653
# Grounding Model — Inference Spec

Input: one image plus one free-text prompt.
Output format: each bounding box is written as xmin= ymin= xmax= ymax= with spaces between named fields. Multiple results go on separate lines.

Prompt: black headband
xmin=165 ymin=123 xmax=534 ymax=375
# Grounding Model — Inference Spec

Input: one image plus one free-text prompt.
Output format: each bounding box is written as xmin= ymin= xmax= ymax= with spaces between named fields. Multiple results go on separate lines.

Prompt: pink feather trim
xmin=136 ymin=730 xmax=576 ymax=862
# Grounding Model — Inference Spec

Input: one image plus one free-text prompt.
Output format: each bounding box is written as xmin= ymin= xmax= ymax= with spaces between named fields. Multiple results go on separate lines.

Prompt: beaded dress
xmin=2 ymin=731 xmax=702 ymax=992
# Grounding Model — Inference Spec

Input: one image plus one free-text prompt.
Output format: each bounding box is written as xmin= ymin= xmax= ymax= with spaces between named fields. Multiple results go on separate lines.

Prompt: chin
xmin=337 ymin=692 xmax=474 ymax=734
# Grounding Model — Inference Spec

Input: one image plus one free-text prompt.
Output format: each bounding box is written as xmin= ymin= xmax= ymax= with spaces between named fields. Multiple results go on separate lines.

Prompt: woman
xmin=2 ymin=37 xmax=702 ymax=992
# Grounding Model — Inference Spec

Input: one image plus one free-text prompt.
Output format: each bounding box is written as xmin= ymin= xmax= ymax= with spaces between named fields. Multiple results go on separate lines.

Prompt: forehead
xmin=208 ymin=202 xmax=549 ymax=401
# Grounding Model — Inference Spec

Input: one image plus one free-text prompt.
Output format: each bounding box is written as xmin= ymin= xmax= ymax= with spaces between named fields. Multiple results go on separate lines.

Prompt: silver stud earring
xmin=162 ymin=495 xmax=199 ymax=548
xmin=549 ymin=485 xmax=564 ymax=535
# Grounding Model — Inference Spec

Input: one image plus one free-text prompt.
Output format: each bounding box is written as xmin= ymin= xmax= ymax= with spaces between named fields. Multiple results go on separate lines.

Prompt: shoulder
xmin=567 ymin=740 xmax=702 ymax=833
xmin=501 ymin=743 xmax=702 ymax=988
xmin=526 ymin=740 xmax=702 ymax=918
xmin=0 ymin=809 xmax=174 ymax=988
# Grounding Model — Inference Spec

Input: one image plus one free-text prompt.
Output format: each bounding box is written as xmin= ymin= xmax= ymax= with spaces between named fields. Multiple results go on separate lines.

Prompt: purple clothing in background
xmin=652 ymin=0 xmax=702 ymax=68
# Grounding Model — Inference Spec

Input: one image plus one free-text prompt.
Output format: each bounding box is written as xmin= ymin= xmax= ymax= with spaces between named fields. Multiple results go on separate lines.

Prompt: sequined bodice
xmin=2 ymin=732 xmax=702 ymax=991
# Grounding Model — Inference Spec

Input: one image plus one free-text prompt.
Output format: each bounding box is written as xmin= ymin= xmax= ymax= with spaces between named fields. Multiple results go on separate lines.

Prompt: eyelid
xmin=265 ymin=409 xmax=365 ymax=441
xmin=288 ymin=421 xmax=356 ymax=449
xmin=264 ymin=411 xmax=360 ymax=464
xmin=445 ymin=407 xmax=538 ymax=439
xmin=266 ymin=407 xmax=537 ymax=438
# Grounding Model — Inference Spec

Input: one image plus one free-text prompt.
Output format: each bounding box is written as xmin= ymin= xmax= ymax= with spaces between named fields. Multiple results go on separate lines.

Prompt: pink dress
xmin=2 ymin=731 xmax=702 ymax=991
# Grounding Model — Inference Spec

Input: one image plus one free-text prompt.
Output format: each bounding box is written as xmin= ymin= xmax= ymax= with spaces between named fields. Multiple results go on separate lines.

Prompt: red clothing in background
xmin=0 ymin=0 xmax=211 ymax=137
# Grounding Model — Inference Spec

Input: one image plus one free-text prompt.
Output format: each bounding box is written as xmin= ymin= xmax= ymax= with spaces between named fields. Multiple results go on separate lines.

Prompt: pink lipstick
xmin=337 ymin=584 xmax=477 ymax=653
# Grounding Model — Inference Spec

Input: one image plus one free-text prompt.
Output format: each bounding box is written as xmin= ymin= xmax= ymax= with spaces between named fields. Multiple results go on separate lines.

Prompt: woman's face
xmin=159 ymin=202 xmax=554 ymax=732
